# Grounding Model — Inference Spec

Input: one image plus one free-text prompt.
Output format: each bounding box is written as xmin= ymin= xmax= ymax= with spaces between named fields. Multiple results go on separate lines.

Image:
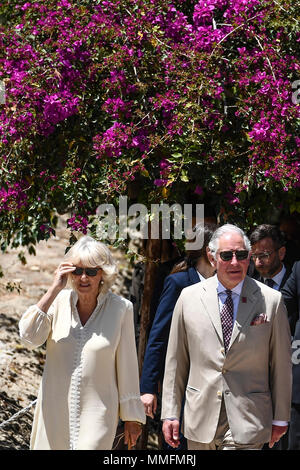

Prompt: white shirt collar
xmin=71 ymin=287 xmax=110 ymax=309
xmin=197 ymin=270 xmax=207 ymax=282
xmin=216 ymin=276 xmax=245 ymax=296
xmin=263 ymin=264 xmax=286 ymax=288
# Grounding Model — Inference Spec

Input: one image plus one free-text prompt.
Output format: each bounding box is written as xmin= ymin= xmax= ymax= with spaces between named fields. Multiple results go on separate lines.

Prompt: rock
xmin=29 ymin=266 xmax=40 ymax=272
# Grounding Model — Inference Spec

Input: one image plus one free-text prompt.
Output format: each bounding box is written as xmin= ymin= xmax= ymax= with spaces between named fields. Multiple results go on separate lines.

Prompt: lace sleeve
xmin=116 ymin=302 xmax=146 ymax=424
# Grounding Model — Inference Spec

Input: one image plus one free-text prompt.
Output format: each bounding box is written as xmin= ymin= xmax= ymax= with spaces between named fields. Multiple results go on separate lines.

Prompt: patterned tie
xmin=220 ymin=289 xmax=234 ymax=353
xmin=265 ymin=278 xmax=275 ymax=288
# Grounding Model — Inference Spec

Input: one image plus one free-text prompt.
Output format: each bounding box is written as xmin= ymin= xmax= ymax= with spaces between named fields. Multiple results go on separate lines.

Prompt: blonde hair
xmin=64 ymin=236 xmax=118 ymax=291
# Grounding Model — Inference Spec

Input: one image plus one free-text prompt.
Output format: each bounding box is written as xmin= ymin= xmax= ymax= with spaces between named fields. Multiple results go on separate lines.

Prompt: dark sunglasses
xmin=73 ymin=267 xmax=101 ymax=277
xmin=219 ymin=250 xmax=249 ymax=261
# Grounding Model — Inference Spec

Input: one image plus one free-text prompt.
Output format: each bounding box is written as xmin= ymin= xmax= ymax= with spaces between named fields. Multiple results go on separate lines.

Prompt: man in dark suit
xmin=140 ymin=223 xmax=216 ymax=447
xmin=282 ymin=261 xmax=300 ymax=449
xmin=249 ymin=224 xmax=291 ymax=290
xmin=250 ymin=224 xmax=292 ymax=450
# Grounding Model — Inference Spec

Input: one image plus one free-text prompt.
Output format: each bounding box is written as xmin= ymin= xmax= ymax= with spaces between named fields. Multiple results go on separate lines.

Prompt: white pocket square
xmin=250 ymin=313 xmax=268 ymax=326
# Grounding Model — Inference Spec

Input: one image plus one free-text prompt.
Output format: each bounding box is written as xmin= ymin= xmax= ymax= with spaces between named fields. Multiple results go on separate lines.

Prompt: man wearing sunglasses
xmin=161 ymin=224 xmax=291 ymax=450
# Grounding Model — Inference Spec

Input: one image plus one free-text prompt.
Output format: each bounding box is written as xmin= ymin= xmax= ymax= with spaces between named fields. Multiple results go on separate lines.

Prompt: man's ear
xmin=206 ymin=246 xmax=217 ymax=267
xmin=278 ymin=246 xmax=286 ymax=262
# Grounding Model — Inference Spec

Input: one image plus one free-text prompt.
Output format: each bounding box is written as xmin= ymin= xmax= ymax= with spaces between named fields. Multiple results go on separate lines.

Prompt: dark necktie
xmin=265 ymin=278 xmax=275 ymax=288
xmin=220 ymin=289 xmax=234 ymax=353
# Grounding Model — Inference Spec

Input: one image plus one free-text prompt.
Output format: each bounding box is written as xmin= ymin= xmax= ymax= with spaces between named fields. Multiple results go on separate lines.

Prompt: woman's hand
xmin=124 ymin=421 xmax=142 ymax=449
xmin=37 ymin=262 xmax=75 ymax=314
xmin=52 ymin=262 xmax=75 ymax=292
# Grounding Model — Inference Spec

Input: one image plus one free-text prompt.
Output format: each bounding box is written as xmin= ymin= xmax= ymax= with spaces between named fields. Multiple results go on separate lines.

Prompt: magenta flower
xmin=194 ymin=185 xmax=204 ymax=195
xmin=0 ymin=183 xmax=28 ymax=212
xmin=67 ymin=215 xmax=89 ymax=234
xmin=248 ymin=118 xmax=271 ymax=141
xmin=154 ymin=179 xmax=168 ymax=187
xmin=102 ymin=97 xmax=132 ymax=119
xmin=225 ymin=192 xmax=240 ymax=205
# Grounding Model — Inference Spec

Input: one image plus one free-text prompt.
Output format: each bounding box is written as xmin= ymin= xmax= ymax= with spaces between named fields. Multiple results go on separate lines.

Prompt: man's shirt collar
xmin=216 ymin=276 xmax=245 ymax=296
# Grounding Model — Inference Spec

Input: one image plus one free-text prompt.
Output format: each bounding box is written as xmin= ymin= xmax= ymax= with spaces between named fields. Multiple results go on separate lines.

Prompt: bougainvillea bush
xmin=0 ymin=0 xmax=299 ymax=252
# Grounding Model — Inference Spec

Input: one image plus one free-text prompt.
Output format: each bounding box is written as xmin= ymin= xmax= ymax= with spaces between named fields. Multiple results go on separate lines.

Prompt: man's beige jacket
xmin=161 ymin=275 xmax=292 ymax=444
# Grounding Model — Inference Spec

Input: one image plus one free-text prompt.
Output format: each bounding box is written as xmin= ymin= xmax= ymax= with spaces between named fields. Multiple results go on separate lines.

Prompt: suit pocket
xmin=240 ymin=391 xmax=272 ymax=431
xmin=186 ymin=385 xmax=201 ymax=393
xmin=184 ymin=386 xmax=203 ymax=418
xmin=248 ymin=322 xmax=271 ymax=334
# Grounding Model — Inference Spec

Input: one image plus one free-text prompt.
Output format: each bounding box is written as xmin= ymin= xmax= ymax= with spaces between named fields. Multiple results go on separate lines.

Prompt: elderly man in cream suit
xmin=161 ymin=224 xmax=292 ymax=450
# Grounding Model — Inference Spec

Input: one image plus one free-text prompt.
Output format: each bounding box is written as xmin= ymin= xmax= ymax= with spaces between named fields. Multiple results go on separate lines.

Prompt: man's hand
xmin=141 ymin=393 xmax=157 ymax=418
xmin=269 ymin=424 xmax=288 ymax=448
xmin=162 ymin=419 xmax=180 ymax=448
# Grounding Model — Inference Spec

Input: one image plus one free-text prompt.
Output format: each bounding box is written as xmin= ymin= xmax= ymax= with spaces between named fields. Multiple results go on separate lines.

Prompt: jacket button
xmin=225 ymin=389 xmax=230 ymax=395
xmin=221 ymin=348 xmax=225 ymax=354
xmin=217 ymin=391 xmax=222 ymax=398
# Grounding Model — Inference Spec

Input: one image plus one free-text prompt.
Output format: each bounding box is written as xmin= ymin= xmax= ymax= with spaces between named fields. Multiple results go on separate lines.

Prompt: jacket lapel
xmin=279 ymin=265 xmax=291 ymax=290
xmin=187 ymin=267 xmax=201 ymax=285
xmin=229 ymin=276 xmax=260 ymax=350
xmin=199 ymin=276 xmax=261 ymax=350
xmin=199 ymin=276 xmax=224 ymax=343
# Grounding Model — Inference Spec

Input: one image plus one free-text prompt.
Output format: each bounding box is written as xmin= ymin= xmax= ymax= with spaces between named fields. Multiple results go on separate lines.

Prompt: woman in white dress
xmin=19 ymin=236 xmax=146 ymax=450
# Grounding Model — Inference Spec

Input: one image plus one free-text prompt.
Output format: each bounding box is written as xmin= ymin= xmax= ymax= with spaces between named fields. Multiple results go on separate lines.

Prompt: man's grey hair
xmin=208 ymin=224 xmax=251 ymax=260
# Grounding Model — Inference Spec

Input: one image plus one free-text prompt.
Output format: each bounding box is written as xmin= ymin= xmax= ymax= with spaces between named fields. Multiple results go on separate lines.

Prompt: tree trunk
xmin=136 ymin=237 xmax=162 ymax=449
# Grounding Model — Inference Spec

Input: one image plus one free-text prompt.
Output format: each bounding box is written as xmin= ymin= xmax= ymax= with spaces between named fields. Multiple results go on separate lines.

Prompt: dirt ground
xmin=0 ymin=216 xmax=135 ymax=450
